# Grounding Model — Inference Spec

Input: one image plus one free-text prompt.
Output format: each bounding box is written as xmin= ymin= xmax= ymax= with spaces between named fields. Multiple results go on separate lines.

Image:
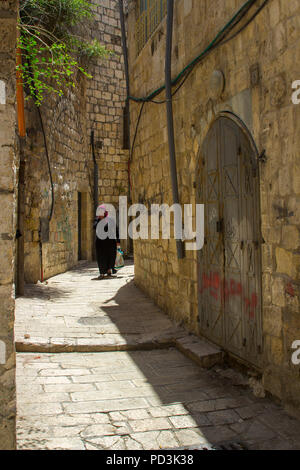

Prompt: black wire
xmin=171 ymin=46 xmax=216 ymax=98
xmin=220 ymin=0 xmax=270 ymax=46
xmin=128 ymin=0 xmax=269 ymax=184
xmin=129 ymin=101 xmax=145 ymax=164
xmin=26 ymin=57 xmax=55 ymax=222
xmin=132 ymin=0 xmax=258 ymax=105
xmin=171 ymin=0 xmax=264 ymax=98
xmin=127 ymin=9 xmax=236 ymax=186
xmin=128 ymin=13 xmax=242 ymax=160
xmin=127 ymin=101 xmax=145 ymax=194
xmin=36 ymin=106 xmax=55 ymax=221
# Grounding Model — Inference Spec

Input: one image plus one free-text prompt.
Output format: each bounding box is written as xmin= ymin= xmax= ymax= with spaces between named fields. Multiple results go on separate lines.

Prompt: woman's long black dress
xmin=94 ymin=217 xmax=120 ymax=275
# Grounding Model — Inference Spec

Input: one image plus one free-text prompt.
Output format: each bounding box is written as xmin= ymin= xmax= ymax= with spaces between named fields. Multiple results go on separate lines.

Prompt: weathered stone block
xmin=282 ymin=225 xmax=300 ymax=250
xmin=0 ymin=20 xmax=15 ymax=53
xmin=276 ymin=247 xmax=295 ymax=277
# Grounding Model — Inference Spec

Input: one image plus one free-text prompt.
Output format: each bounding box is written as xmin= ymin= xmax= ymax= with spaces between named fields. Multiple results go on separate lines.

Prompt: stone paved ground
xmin=15 ymin=261 xmax=184 ymax=352
xmin=16 ymin=262 xmax=300 ymax=450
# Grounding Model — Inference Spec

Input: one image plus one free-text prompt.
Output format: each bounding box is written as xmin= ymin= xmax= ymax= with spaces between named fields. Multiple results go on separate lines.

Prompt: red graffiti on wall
xmin=285 ymin=283 xmax=295 ymax=297
xmin=199 ymin=272 xmax=258 ymax=319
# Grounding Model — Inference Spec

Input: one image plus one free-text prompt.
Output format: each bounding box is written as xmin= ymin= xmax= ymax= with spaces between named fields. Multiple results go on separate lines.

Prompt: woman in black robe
xmin=93 ymin=204 xmax=120 ymax=279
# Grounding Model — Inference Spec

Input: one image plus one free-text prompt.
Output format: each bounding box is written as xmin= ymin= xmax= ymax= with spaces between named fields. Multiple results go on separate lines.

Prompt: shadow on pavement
xmin=17 ymin=261 xmax=300 ymax=450
xmin=95 ymin=277 xmax=285 ymax=449
xmin=21 ymin=283 xmax=70 ymax=301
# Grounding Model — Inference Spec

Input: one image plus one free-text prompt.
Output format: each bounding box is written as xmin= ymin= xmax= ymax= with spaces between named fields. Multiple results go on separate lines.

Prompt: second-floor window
xmin=139 ymin=0 xmax=148 ymax=13
xmin=136 ymin=0 xmax=167 ymax=55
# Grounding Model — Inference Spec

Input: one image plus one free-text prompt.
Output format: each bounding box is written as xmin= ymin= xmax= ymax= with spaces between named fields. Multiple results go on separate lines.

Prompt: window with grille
xmin=135 ymin=0 xmax=167 ymax=55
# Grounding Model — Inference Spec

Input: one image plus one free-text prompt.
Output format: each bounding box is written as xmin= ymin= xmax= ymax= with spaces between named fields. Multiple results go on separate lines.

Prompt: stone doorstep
xmin=15 ymin=334 xmax=223 ymax=370
xmin=174 ymin=336 xmax=223 ymax=369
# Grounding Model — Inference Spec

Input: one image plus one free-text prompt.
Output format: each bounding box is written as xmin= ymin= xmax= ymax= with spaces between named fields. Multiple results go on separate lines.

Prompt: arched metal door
xmin=198 ymin=116 xmax=262 ymax=367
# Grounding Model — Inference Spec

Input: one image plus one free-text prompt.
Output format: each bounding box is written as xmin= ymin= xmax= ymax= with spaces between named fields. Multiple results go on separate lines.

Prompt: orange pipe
xmin=16 ymin=27 xmax=26 ymax=138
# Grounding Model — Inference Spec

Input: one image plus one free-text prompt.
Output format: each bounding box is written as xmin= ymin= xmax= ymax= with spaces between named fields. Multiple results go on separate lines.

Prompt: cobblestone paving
xmin=16 ymin=262 xmax=300 ymax=450
xmin=17 ymin=350 xmax=300 ymax=450
xmin=15 ymin=262 xmax=184 ymax=351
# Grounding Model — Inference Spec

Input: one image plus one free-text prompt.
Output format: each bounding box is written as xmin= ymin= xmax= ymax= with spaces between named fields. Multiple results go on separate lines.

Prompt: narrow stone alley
xmin=1 ymin=0 xmax=299 ymax=451
xmin=15 ymin=262 xmax=300 ymax=450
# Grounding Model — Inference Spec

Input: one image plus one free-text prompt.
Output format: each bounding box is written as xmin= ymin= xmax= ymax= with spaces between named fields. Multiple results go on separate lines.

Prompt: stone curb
xmin=16 ymin=334 xmax=223 ymax=369
xmin=15 ymin=339 xmax=174 ymax=353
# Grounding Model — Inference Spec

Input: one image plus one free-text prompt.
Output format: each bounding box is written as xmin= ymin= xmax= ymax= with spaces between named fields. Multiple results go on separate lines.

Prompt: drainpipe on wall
xmin=16 ymin=30 xmax=26 ymax=295
xmin=91 ymin=130 xmax=99 ymax=215
xmin=165 ymin=0 xmax=185 ymax=260
xmin=118 ymin=0 xmax=133 ymax=255
xmin=118 ymin=0 xmax=130 ymax=151
xmin=91 ymin=129 xmax=98 ymax=260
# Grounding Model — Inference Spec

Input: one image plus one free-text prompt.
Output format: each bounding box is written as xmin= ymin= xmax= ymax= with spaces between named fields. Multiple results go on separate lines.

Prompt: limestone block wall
xmin=23 ymin=0 xmax=129 ymax=283
xmin=0 ymin=0 xmax=17 ymax=449
xmin=23 ymin=72 xmax=93 ymax=283
xmin=127 ymin=0 xmax=300 ymax=412
xmin=85 ymin=0 xmax=129 ymax=209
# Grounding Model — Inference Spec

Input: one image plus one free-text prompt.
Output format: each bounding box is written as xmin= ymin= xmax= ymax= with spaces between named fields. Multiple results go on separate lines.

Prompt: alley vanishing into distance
xmin=0 ymin=0 xmax=299 ymax=452
xmin=15 ymin=262 xmax=300 ymax=451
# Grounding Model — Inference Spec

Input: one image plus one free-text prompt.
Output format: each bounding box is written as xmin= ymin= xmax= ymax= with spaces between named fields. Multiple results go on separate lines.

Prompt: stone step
xmin=175 ymin=335 xmax=223 ymax=369
xmin=16 ymin=333 xmax=224 ymax=370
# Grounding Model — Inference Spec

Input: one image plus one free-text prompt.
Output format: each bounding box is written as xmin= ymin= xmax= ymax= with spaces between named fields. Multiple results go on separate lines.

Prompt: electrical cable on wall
xmin=220 ymin=0 xmax=270 ymax=47
xmin=36 ymin=106 xmax=54 ymax=283
xmin=118 ymin=0 xmax=131 ymax=148
xmin=118 ymin=0 xmax=132 ymax=199
xmin=27 ymin=57 xmax=55 ymax=222
xmin=165 ymin=0 xmax=184 ymax=260
xmin=128 ymin=0 xmax=270 ymax=163
xmin=25 ymin=59 xmax=55 ymax=282
xmin=36 ymin=106 xmax=55 ymax=222
xmin=128 ymin=101 xmax=145 ymax=188
xmin=129 ymin=0 xmax=260 ymax=104
xmin=91 ymin=128 xmax=99 ymax=215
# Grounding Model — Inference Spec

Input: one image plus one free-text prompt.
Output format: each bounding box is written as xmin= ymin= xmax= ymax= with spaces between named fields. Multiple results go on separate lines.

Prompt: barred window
xmin=136 ymin=0 xmax=167 ymax=55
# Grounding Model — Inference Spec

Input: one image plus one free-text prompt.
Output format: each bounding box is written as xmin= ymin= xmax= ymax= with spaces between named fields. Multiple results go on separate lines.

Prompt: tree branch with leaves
xmin=18 ymin=0 xmax=112 ymax=105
